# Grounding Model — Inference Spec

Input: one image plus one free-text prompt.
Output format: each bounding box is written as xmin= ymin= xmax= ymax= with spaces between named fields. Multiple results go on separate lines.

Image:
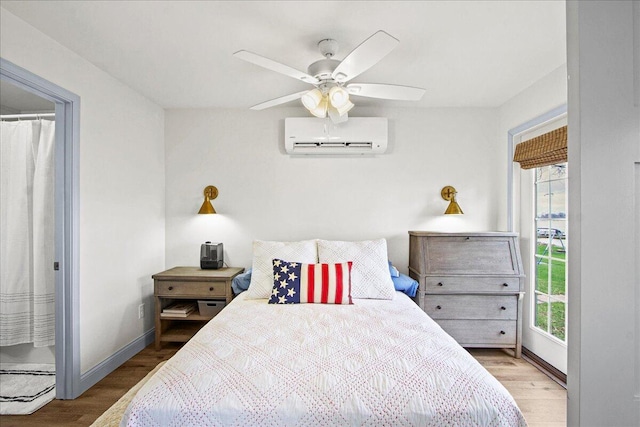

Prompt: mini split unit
xmin=284 ymin=117 xmax=388 ymax=155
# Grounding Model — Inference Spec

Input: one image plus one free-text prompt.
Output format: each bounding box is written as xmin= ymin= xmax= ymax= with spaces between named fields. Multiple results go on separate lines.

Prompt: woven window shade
xmin=513 ymin=125 xmax=567 ymax=169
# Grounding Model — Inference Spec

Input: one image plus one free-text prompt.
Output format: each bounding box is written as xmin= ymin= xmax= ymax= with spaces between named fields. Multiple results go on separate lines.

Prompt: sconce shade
xmin=198 ymin=185 xmax=218 ymax=214
xmin=444 ymin=200 xmax=464 ymax=215
xmin=441 ymin=186 xmax=463 ymax=215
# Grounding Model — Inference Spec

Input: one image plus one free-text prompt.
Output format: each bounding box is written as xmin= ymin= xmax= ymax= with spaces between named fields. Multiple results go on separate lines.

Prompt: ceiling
xmin=1 ymin=1 xmax=566 ymax=110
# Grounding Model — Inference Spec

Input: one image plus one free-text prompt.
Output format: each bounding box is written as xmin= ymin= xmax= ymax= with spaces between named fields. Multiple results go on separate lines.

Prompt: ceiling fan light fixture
xmin=301 ymin=88 xmax=323 ymax=110
xmin=309 ymin=96 xmax=328 ymax=118
xmin=334 ymin=99 xmax=354 ymax=116
xmin=328 ymin=105 xmax=349 ymax=123
xmin=329 ymin=86 xmax=350 ymax=108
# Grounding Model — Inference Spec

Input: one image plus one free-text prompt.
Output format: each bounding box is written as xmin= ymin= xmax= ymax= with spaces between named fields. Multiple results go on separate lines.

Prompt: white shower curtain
xmin=0 ymin=120 xmax=55 ymax=347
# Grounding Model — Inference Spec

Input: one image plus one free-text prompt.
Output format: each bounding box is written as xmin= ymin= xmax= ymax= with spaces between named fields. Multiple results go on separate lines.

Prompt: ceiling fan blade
xmin=250 ymin=90 xmax=308 ymax=111
xmin=234 ymin=50 xmax=320 ymax=85
xmin=346 ymin=83 xmax=426 ymax=101
xmin=331 ymin=31 xmax=399 ymax=83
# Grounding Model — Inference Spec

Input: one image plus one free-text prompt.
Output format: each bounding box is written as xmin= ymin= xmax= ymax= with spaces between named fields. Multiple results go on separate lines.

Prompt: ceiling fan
xmin=233 ymin=30 xmax=426 ymax=123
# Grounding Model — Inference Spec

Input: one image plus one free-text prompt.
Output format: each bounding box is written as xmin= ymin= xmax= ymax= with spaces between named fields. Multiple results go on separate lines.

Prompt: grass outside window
xmin=535 ymin=243 xmax=565 ymax=295
xmin=535 ymin=242 xmax=566 ymax=341
xmin=535 ymin=300 xmax=566 ymax=341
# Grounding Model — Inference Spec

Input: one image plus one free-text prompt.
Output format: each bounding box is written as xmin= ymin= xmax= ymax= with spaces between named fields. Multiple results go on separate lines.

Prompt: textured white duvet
xmin=122 ymin=292 xmax=526 ymax=426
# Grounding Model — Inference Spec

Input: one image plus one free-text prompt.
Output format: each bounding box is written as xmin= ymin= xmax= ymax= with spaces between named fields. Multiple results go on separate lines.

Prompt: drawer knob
xmin=502 ymin=283 xmax=509 ymax=287
xmin=500 ymin=330 xmax=506 ymax=335
xmin=168 ymin=286 xmax=173 ymax=291
xmin=209 ymin=287 xmax=214 ymax=291
xmin=436 ymin=305 xmax=442 ymax=310
xmin=437 ymin=282 xmax=444 ymax=286
xmin=500 ymin=306 xmax=506 ymax=310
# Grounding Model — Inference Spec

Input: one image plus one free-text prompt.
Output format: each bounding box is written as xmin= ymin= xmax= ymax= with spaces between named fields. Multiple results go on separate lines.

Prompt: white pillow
xmin=317 ymin=238 xmax=395 ymax=300
xmin=245 ymin=240 xmax=318 ymax=299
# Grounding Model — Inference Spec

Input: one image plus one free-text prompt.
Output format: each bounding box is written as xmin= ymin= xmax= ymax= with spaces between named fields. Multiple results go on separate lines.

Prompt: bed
xmin=121 ymin=239 xmax=526 ymax=426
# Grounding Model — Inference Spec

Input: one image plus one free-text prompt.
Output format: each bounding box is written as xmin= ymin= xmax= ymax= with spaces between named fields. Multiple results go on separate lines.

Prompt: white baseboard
xmin=78 ymin=329 xmax=154 ymax=396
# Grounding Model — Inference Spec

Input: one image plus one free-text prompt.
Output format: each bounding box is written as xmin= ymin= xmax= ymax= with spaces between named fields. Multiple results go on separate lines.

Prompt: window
xmin=534 ymin=163 xmax=567 ymax=341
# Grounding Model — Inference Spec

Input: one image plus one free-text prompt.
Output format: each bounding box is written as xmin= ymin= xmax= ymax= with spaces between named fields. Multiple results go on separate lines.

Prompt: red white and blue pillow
xmin=268 ymin=259 xmax=353 ymax=305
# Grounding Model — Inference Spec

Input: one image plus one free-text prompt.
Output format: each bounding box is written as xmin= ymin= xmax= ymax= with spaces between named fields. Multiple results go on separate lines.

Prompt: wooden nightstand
xmin=152 ymin=266 xmax=244 ymax=350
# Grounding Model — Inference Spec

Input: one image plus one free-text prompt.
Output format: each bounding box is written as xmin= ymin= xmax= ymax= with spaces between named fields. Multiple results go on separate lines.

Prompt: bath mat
xmin=0 ymin=363 xmax=55 ymax=415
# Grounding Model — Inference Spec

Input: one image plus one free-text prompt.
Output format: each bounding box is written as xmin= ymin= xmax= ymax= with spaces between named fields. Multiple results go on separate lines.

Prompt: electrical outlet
xmin=138 ymin=303 xmax=145 ymax=319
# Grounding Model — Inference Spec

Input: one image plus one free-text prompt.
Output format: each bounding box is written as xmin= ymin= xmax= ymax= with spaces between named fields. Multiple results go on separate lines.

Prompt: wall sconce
xmin=198 ymin=185 xmax=218 ymax=214
xmin=441 ymin=186 xmax=463 ymax=215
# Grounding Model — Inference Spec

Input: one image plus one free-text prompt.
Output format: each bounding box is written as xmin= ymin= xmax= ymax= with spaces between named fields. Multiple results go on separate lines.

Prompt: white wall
xmin=165 ymin=106 xmax=500 ymax=273
xmin=496 ymin=64 xmax=568 ymax=229
xmin=567 ymin=1 xmax=640 ymax=426
xmin=0 ymin=10 xmax=166 ymax=373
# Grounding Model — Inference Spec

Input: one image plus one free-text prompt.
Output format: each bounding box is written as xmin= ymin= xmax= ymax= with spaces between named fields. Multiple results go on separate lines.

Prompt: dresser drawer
xmin=424 ymin=295 xmax=517 ymax=320
xmin=424 ymin=276 xmax=520 ymax=293
xmin=437 ymin=320 xmax=517 ymax=345
xmin=155 ymin=281 xmax=226 ymax=297
xmin=422 ymin=235 xmax=520 ymax=275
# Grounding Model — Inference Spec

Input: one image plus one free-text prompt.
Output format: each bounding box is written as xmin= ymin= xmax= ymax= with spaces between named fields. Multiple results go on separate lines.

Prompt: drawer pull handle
xmin=502 ymin=283 xmax=509 ymax=287
xmin=209 ymin=287 xmax=214 ymax=291
xmin=437 ymin=282 xmax=444 ymax=286
xmin=168 ymin=286 xmax=173 ymax=291
xmin=436 ymin=305 xmax=442 ymax=310
xmin=465 ymin=237 xmax=470 ymax=240
xmin=500 ymin=330 xmax=506 ymax=335
xmin=500 ymin=306 xmax=506 ymax=310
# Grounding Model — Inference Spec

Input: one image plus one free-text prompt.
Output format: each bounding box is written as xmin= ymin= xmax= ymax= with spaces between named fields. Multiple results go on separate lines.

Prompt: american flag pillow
xmin=268 ymin=259 xmax=353 ymax=305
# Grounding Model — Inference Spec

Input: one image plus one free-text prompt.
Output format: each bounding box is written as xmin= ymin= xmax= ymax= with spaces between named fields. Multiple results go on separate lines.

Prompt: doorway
xmin=508 ymin=106 xmax=568 ymax=375
xmin=0 ymin=58 xmax=80 ymax=399
xmin=0 ymin=80 xmax=57 ymax=413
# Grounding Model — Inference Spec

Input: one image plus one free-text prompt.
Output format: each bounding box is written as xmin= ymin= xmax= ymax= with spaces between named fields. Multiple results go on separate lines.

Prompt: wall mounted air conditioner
xmin=284 ymin=117 xmax=388 ymax=155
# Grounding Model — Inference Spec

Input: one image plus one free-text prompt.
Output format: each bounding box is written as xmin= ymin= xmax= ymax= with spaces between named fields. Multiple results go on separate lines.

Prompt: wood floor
xmin=0 ymin=345 xmax=566 ymax=426
xmin=470 ymin=349 xmax=567 ymax=427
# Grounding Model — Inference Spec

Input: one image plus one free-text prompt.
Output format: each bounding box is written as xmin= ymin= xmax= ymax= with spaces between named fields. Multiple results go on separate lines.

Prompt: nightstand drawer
xmin=424 ymin=295 xmax=517 ymax=320
xmin=424 ymin=276 xmax=520 ymax=293
xmin=438 ymin=320 xmax=516 ymax=345
xmin=155 ymin=281 xmax=226 ymax=297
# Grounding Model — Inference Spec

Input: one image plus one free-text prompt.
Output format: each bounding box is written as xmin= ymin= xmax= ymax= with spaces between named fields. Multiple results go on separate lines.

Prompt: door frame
xmin=0 ymin=58 xmax=81 ymax=399
xmin=507 ymin=104 xmax=568 ymax=373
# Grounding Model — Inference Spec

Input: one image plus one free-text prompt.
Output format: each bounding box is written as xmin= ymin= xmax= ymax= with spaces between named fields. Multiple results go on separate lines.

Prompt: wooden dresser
xmin=408 ymin=231 xmax=525 ymax=358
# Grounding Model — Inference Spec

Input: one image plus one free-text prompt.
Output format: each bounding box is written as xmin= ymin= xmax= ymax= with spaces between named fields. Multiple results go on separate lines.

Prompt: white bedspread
xmin=122 ymin=292 xmax=526 ymax=426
